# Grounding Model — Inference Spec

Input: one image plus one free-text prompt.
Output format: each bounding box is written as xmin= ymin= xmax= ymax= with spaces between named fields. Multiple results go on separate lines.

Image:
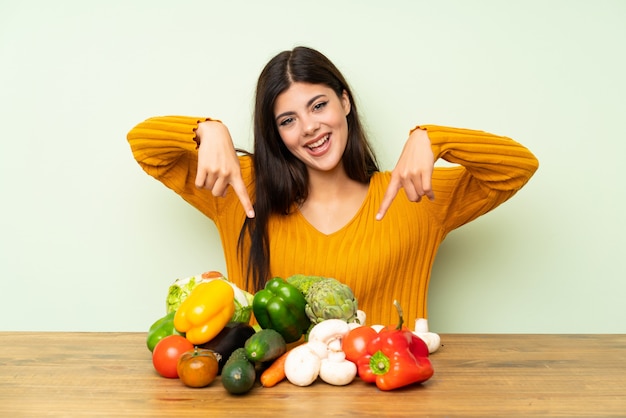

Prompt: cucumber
xmin=225 ymin=347 xmax=250 ymax=364
xmin=221 ymin=348 xmax=256 ymax=395
xmin=244 ymin=329 xmax=287 ymax=362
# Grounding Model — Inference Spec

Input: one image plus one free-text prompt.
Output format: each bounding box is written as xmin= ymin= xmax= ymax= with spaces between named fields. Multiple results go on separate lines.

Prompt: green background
xmin=1 ymin=0 xmax=624 ymax=332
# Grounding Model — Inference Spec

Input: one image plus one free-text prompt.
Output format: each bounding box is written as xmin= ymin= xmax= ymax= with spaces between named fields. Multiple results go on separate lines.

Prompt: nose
xmin=302 ymin=116 xmax=319 ymax=136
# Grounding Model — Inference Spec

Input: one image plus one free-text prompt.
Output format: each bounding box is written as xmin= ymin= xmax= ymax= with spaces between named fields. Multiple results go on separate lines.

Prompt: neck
xmin=306 ymin=166 xmax=353 ymax=200
xmin=298 ymin=166 xmax=370 ymax=235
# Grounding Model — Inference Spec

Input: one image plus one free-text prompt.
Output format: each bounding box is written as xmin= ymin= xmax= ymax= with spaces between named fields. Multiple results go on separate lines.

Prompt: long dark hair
xmin=239 ymin=46 xmax=379 ymax=292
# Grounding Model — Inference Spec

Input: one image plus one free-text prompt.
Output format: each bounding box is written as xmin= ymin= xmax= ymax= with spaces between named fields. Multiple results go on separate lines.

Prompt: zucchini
xmin=221 ymin=348 xmax=256 ymax=395
xmin=244 ymin=329 xmax=287 ymax=362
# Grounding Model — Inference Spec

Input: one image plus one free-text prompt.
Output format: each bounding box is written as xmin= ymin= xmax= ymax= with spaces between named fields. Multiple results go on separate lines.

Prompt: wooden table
xmin=1 ymin=333 xmax=625 ymax=417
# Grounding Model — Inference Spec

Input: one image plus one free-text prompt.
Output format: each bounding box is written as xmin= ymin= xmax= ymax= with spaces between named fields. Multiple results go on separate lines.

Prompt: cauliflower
xmin=302 ymin=277 xmax=359 ymax=325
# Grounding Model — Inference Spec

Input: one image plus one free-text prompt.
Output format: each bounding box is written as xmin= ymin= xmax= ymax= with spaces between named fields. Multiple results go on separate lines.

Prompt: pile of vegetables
xmin=146 ymin=271 xmax=440 ymax=394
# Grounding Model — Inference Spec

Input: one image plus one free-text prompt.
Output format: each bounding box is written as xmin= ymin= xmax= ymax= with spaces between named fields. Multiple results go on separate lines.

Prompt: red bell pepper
xmin=356 ymin=301 xmax=434 ymax=390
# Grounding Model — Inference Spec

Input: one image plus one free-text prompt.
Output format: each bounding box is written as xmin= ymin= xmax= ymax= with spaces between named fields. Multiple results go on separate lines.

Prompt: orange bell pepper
xmin=174 ymin=279 xmax=235 ymax=345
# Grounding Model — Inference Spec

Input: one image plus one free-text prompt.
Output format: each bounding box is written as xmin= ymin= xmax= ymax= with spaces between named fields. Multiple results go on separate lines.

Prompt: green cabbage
xmin=165 ymin=273 xmax=253 ymax=324
xmin=166 ymin=275 xmax=202 ymax=314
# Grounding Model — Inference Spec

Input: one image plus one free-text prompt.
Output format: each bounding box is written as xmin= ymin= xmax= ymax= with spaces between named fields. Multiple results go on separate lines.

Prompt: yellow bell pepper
xmin=174 ymin=279 xmax=235 ymax=345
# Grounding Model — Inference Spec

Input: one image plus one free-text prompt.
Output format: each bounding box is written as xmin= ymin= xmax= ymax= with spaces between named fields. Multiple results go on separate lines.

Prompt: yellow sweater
xmin=128 ymin=116 xmax=538 ymax=326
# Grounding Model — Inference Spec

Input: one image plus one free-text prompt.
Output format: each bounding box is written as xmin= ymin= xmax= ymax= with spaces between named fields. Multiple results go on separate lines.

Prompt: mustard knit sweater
xmin=128 ymin=116 xmax=538 ymax=326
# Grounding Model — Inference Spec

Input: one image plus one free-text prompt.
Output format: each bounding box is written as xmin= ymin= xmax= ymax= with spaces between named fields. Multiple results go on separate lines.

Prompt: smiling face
xmin=274 ymin=82 xmax=351 ymax=174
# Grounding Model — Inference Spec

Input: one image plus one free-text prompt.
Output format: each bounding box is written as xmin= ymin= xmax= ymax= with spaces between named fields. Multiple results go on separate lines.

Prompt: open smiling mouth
xmin=306 ymin=134 xmax=330 ymax=151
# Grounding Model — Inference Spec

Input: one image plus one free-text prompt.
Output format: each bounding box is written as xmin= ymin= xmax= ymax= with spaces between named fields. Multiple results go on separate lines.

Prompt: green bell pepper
xmin=252 ymin=277 xmax=310 ymax=343
xmin=146 ymin=311 xmax=182 ymax=352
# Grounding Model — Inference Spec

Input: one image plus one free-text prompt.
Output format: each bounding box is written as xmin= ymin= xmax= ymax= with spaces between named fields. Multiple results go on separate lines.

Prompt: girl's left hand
xmin=376 ymin=128 xmax=435 ymax=220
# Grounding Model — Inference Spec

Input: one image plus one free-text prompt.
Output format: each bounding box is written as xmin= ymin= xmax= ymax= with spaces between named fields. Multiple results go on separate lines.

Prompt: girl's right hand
xmin=376 ymin=128 xmax=434 ymax=220
xmin=195 ymin=121 xmax=255 ymax=218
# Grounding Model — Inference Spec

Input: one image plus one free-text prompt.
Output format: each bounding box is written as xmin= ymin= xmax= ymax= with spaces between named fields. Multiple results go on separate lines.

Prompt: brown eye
xmin=313 ymin=101 xmax=328 ymax=111
xmin=279 ymin=117 xmax=294 ymax=127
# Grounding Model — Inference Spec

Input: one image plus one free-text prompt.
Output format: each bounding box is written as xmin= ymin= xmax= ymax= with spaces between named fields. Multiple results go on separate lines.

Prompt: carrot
xmin=260 ymin=349 xmax=290 ymax=387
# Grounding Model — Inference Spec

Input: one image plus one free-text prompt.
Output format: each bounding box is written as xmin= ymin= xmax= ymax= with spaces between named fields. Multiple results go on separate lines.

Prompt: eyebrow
xmin=275 ymin=94 xmax=327 ymax=122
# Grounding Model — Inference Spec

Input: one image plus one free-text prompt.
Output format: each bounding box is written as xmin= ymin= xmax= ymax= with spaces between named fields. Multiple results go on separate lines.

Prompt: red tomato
xmin=152 ymin=335 xmax=194 ymax=378
xmin=342 ymin=326 xmax=378 ymax=363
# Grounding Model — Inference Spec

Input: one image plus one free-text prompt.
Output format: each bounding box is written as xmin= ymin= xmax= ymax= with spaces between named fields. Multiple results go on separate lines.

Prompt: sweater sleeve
xmin=415 ymin=125 xmax=539 ymax=233
xmin=126 ymin=115 xmax=221 ymax=220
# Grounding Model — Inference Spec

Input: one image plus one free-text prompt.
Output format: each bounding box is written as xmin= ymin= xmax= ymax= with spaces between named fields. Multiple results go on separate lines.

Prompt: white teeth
xmin=307 ymin=135 xmax=329 ymax=149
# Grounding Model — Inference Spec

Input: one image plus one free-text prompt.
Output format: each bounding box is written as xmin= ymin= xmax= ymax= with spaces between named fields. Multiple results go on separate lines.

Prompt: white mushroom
xmin=285 ymin=319 xmax=357 ymax=386
xmin=284 ymin=344 xmax=321 ymax=387
xmin=413 ymin=318 xmax=441 ymax=354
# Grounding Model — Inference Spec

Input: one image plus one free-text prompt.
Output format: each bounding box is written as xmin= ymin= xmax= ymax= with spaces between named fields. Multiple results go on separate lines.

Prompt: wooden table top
xmin=1 ymin=332 xmax=625 ymax=417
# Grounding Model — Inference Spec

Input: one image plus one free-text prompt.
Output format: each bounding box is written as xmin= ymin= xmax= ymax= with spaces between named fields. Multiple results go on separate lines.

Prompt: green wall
xmin=1 ymin=0 xmax=624 ymax=332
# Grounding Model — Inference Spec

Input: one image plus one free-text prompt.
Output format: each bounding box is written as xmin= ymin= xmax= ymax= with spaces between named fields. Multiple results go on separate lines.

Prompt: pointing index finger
xmin=376 ymin=179 xmax=401 ymax=221
xmin=230 ymin=177 xmax=255 ymax=218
